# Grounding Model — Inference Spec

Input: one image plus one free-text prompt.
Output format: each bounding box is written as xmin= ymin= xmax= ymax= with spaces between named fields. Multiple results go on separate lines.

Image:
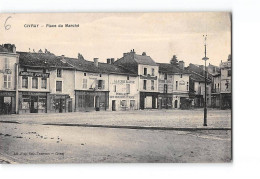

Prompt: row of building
xmin=0 ymin=44 xmax=231 ymax=114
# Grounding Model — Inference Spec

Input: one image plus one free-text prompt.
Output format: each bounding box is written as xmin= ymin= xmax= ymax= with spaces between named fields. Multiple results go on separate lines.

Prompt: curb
xmin=43 ymin=123 xmax=231 ymax=131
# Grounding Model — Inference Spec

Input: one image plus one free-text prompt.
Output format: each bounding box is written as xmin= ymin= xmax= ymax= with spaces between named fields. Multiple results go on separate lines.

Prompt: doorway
xmin=112 ymin=100 xmax=116 ymax=111
xmin=30 ymin=96 xmax=38 ymax=113
xmin=174 ymin=100 xmax=178 ymax=108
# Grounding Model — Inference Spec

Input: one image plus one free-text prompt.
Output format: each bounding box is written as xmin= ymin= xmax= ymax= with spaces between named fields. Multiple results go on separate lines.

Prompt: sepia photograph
xmin=0 ymin=12 xmax=231 ymax=163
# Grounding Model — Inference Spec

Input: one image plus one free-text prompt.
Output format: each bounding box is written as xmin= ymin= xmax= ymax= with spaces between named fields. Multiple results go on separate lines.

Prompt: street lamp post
xmin=202 ymin=35 xmax=209 ymax=126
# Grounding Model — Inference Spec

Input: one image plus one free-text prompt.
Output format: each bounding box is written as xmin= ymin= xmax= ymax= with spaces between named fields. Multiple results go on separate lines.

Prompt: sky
xmin=0 ymin=12 xmax=231 ymax=66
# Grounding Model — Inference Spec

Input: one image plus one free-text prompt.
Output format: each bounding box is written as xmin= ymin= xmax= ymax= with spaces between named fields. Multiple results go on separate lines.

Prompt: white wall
xmin=74 ymin=71 xmax=109 ymax=91
xmin=138 ymin=64 xmax=159 ymax=92
xmin=0 ymin=53 xmax=19 ymax=91
xmin=108 ymin=74 xmax=139 ymax=110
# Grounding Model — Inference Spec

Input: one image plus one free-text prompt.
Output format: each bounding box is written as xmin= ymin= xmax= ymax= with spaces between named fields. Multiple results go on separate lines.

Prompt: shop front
xmin=220 ymin=93 xmax=231 ymax=109
xmin=158 ymin=94 xmax=172 ymax=109
xmin=18 ymin=91 xmax=48 ymax=114
xmin=109 ymin=93 xmax=138 ymax=111
xmin=75 ymin=90 xmax=109 ymax=112
xmin=48 ymin=94 xmax=72 ymax=113
xmin=0 ymin=91 xmax=16 ymax=115
xmin=140 ymin=92 xmax=158 ymax=109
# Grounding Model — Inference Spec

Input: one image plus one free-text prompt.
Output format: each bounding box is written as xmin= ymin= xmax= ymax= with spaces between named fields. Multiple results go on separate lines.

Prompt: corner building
xmin=114 ymin=50 xmax=159 ymax=109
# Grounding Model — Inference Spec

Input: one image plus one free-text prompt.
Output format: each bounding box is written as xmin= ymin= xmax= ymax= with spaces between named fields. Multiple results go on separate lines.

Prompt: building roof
xmin=186 ymin=63 xmax=212 ymax=83
xmin=64 ymin=57 xmax=136 ymax=75
xmin=133 ymin=54 xmax=157 ymax=66
xmin=18 ymin=52 xmax=74 ymax=69
xmin=157 ymin=63 xmax=190 ymax=74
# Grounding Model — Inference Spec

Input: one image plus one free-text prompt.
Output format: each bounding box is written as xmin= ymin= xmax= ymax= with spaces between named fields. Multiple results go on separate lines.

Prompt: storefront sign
xmin=19 ymin=71 xmax=50 ymax=78
xmin=21 ymin=92 xmax=47 ymax=96
xmin=112 ymin=80 xmax=135 ymax=84
xmin=0 ymin=91 xmax=16 ymax=96
xmin=140 ymin=75 xmax=157 ymax=80
xmin=110 ymin=95 xmax=135 ymax=99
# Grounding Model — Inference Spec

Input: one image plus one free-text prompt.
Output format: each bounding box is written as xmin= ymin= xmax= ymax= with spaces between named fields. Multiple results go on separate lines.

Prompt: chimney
xmin=179 ymin=60 xmax=185 ymax=70
xmin=60 ymin=55 xmax=66 ymax=63
xmin=142 ymin=52 xmax=146 ymax=56
xmin=4 ymin=44 xmax=16 ymax=53
xmin=130 ymin=49 xmax=135 ymax=54
xmin=107 ymin=58 xmax=111 ymax=64
xmin=12 ymin=45 xmax=16 ymax=53
xmin=111 ymin=58 xmax=115 ymax=64
xmin=94 ymin=58 xmax=99 ymax=67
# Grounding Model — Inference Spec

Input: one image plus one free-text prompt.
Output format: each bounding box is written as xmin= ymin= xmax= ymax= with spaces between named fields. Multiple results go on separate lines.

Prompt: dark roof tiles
xmin=157 ymin=63 xmax=190 ymax=74
xmin=18 ymin=52 xmax=73 ymax=68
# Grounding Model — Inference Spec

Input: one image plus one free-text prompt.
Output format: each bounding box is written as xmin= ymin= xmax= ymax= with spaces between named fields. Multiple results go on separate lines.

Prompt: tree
xmin=170 ymin=55 xmax=178 ymax=65
xmin=78 ymin=53 xmax=85 ymax=60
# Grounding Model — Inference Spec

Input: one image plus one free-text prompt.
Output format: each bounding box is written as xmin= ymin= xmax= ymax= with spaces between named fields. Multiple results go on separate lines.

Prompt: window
xmin=120 ymin=100 xmax=127 ymax=107
xmin=113 ymin=85 xmax=116 ymax=92
xmin=198 ymin=86 xmax=201 ymax=94
xmin=143 ymin=80 xmax=147 ymax=90
xmin=228 ymin=70 xmax=231 ymax=77
xmin=22 ymin=76 xmax=28 ymax=88
xmin=4 ymin=75 xmax=11 ymax=88
xmin=164 ymin=73 xmax=167 ymax=80
xmin=214 ymin=84 xmax=216 ymax=89
xmin=176 ymin=81 xmax=178 ymax=90
xmin=99 ymin=74 xmax=102 ymax=77
xmin=56 ymin=81 xmax=62 ymax=92
xmin=84 ymin=73 xmax=87 ymax=76
xmin=143 ymin=68 xmax=147 ymax=75
xmin=187 ymin=82 xmax=189 ymax=91
xmin=164 ymin=84 xmax=168 ymax=93
xmin=83 ymin=79 xmax=87 ymax=89
xmin=57 ymin=69 xmax=62 ymax=77
xmin=127 ymin=75 xmax=130 ymax=80
xmin=98 ymin=80 xmax=104 ymax=89
xmin=22 ymin=95 xmax=30 ymax=109
xmin=41 ymin=78 xmax=47 ymax=89
xmin=180 ymin=74 xmax=183 ymax=78
xmin=126 ymin=84 xmax=130 ymax=94
xmin=4 ymin=58 xmax=10 ymax=69
xmin=151 ymin=68 xmax=155 ymax=76
xmin=38 ymin=96 xmax=47 ymax=109
xmin=43 ymin=69 xmax=46 ymax=73
xmin=32 ymin=77 xmax=38 ymax=89
xmin=151 ymin=80 xmax=154 ymax=90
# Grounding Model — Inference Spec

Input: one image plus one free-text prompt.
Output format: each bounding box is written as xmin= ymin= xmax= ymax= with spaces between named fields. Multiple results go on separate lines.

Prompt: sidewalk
xmin=0 ymin=109 xmax=231 ymax=130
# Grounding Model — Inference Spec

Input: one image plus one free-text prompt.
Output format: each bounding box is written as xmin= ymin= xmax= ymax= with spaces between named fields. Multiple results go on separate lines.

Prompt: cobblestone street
xmin=0 ymin=109 xmax=231 ymax=163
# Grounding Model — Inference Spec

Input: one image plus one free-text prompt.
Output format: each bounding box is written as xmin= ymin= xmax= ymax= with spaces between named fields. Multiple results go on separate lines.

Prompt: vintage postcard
xmin=0 ymin=12 xmax=231 ymax=163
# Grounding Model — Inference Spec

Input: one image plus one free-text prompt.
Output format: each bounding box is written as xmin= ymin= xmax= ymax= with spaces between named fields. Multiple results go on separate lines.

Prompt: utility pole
xmin=202 ymin=35 xmax=209 ymax=126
